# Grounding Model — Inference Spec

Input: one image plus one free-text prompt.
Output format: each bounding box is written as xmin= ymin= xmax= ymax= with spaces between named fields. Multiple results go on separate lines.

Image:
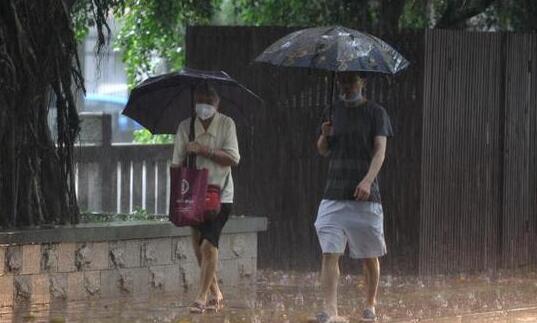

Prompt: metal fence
xmin=420 ymin=30 xmax=537 ymax=274
xmin=74 ymin=114 xmax=172 ymax=216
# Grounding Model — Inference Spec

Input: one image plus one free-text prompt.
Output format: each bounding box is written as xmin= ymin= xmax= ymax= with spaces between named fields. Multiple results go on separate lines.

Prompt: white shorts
xmin=315 ymin=199 xmax=387 ymax=259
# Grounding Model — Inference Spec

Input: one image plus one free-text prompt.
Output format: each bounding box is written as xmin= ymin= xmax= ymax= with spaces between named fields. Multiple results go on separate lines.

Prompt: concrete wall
xmin=0 ymin=217 xmax=267 ymax=308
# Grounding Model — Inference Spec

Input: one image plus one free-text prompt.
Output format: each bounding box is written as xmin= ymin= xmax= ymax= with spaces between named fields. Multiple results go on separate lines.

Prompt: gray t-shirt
xmin=321 ymin=99 xmax=393 ymax=202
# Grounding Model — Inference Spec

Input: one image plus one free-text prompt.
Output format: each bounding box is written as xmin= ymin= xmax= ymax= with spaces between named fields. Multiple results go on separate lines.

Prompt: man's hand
xmin=186 ymin=142 xmax=209 ymax=156
xmin=354 ymin=179 xmax=371 ymax=201
xmin=321 ymin=121 xmax=332 ymax=137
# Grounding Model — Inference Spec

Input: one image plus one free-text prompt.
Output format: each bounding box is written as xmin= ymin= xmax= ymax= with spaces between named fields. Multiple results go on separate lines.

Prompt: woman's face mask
xmin=195 ymin=103 xmax=217 ymax=120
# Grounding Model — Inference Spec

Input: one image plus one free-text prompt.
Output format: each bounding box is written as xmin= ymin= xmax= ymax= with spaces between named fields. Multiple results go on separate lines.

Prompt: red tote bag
xmin=169 ymin=112 xmax=210 ymax=227
xmin=169 ymin=166 xmax=209 ymax=227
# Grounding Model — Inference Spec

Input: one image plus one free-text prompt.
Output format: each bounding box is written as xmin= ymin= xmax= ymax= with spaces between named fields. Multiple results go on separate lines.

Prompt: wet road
xmin=2 ymin=270 xmax=537 ymax=322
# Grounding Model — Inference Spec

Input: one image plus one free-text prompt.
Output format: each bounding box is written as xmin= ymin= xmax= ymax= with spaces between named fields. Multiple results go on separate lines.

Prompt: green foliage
xmin=230 ymin=0 xmax=312 ymax=26
xmin=493 ymin=0 xmax=537 ymax=32
xmin=400 ymin=0 xmax=430 ymax=29
xmin=114 ymin=0 xmax=221 ymax=88
xmin=81 ymin=207 xmax=162 ymax=223
xmin=230 ymin=0 xmax=374 ymax=28
xmin=132 ymin=129 xmax=174 ymax=144
xmin=71 ymin=0 xmax=123 ymax=48
xmin=230 ymin=0 xmax=537 ymax=32
xmin=212 ymin=0 xmax=243 ymax=24
xmin=71 ymin=0 xmax=92 ymax=41
xmin=130 ymin=207 xmax=152 ymax=220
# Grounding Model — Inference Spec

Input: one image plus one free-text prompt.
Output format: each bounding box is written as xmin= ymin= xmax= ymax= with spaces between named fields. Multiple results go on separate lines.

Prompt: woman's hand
xmin=186 ymin=142 xmax=209 ymax=156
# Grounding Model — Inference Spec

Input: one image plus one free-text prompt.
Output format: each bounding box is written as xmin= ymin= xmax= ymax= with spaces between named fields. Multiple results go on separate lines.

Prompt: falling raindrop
xmin=294 ymin=293 xmax=304 ymax=306
xmin=256 ymin=300 xmax=263 ymax=309
xmin=271 ymin=293 xmax=281 ymax=304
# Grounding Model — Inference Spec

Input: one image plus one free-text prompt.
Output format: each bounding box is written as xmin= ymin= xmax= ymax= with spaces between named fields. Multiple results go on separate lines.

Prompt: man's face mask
xmin=339 ymin=91 xmax=364 ymax=103
xmin=195 ymin=103 xmax=217 ymax=120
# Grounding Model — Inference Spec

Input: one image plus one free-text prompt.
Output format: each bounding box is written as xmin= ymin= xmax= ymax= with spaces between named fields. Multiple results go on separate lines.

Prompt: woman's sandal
xmin=189 ymin=301 xmax=206 ymax=314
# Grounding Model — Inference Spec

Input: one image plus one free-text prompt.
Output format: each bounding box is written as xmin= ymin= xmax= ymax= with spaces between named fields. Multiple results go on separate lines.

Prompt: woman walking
xmin=171 ymin=82 xmax=240 ymax=313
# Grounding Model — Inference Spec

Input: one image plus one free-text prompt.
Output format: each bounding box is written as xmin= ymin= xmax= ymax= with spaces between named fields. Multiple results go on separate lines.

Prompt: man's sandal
xmin=189 ymin=302 xmax=206 ymax=314
xmin=360 ymin=308 xmax=377 ymax=322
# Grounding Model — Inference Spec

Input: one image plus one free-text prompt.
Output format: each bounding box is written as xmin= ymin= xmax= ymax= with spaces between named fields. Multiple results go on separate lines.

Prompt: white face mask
xmin=339 ymin=91 xmax=364 ymax=104
xmin=195 ymin=103 xmax=217 ymax=120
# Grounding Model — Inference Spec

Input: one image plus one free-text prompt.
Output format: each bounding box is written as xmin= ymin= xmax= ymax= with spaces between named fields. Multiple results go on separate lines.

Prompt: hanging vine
xmin=0 ymin=0 xmax=118 ymax=227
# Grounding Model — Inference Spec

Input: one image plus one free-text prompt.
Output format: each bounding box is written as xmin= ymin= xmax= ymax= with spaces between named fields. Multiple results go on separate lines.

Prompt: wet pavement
xmin=2 ymin=270 xmax=537 ymax=322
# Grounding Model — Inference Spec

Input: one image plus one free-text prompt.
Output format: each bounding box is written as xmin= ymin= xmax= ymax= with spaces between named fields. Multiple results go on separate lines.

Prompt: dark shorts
xmin=194 ymin=203 xmax=232 ymax=248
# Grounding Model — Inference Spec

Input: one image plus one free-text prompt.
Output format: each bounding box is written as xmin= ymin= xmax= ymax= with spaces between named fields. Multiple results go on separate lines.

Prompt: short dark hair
xmin=337 ymin=71 xmax=368 ymax=84
xmin=193 ymin=81 xmax=219 ymax=102
xmin=357 ymin=72 xmax=368 ymax=79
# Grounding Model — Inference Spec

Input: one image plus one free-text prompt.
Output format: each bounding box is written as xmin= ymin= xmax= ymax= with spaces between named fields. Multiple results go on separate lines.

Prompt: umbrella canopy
xmin=255 ymin=25 xmax=409 ymax=74
xmin=122 ymin=68 xmax=262 ymax=134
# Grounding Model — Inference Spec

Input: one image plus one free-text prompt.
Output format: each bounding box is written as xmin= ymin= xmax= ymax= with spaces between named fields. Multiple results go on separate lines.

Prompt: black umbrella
xmin=255 ymin=26 xmax=409 ymax=116
xmin=122 ymin=68 xmax=262 ymax=134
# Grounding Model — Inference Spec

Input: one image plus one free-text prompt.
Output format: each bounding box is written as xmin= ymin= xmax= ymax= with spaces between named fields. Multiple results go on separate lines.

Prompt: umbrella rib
xmin=151 ymin=85 xmax=189 ymax=134
xmin=310 ymin=27 xmax=337 ymax=70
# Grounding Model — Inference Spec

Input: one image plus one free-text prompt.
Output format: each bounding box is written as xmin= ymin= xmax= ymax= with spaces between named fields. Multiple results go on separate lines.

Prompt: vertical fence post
xmin=100 ymin=113 xmax=114 ymax=213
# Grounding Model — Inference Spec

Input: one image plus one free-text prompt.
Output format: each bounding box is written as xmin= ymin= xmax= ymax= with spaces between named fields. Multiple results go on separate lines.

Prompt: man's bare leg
xmin=321 ymin=253 xmax=341 ymax=316
xmin=362 ymin=258 xmax=380 ymax=312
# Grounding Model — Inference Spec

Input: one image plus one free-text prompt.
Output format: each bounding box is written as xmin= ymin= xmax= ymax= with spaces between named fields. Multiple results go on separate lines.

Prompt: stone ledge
xmin=0 ymin=216 xmax=268 ymax=245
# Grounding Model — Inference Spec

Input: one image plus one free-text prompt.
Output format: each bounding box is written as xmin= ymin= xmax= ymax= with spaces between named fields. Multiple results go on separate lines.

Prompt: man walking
xmin=313 ymin=72 xmax=393 ymax=322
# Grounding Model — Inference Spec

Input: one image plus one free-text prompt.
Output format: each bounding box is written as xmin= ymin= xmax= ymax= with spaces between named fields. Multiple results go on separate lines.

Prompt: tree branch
xmin=379 ymin=0 xmax=407 ymax=33
xmin=435 ymin=0 xmax=496 ymax=29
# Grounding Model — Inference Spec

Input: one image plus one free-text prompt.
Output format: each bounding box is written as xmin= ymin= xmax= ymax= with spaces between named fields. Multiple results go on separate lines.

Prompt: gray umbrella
xmin=255 ymin=25 xmax=409 ymax=74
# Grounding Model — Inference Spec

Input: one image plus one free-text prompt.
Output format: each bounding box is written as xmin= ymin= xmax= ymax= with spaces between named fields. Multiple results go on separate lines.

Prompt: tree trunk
xmin=435 ymin=0 xmax=496 ymax=29
xmin=0 ymin=0 xmax=82 ymax=227
xmin=379 ymin=0 xmax=407 ymax=33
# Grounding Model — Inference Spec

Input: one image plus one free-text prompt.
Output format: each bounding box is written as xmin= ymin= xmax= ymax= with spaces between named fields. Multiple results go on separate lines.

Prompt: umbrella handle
xmin=187 ymin=86 xmax=196 ymax=168
xmin=328 ymin=71 xmax=336 ymax=122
